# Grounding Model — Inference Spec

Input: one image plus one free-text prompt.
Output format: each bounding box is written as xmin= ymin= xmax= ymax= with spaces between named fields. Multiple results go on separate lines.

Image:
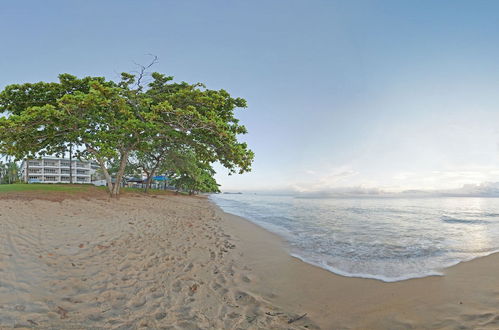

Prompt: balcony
xmin=43 ymin=162 xmax=58 ymax=167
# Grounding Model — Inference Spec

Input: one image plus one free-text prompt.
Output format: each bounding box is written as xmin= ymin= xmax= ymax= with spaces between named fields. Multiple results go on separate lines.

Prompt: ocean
xmin=210 ymin=193 xmax=499 ymax=282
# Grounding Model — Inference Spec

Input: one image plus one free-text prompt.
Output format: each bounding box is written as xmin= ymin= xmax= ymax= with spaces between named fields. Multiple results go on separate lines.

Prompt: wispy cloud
xmin=283 ymin=164 xmax=499 ymax=198
xmin=290 ymin=167 xmax=359 ymax=193
xmin=403 ymin=182 xmax=499 ymax=197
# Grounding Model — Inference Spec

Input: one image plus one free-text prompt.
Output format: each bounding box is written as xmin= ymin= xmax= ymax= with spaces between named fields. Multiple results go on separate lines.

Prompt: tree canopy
xmin=0 ymin=71 xmax=253 ymax=196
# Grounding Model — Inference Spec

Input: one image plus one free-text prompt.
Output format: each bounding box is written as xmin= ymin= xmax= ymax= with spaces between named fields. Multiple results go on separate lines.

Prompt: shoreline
xmin=1 ymin=193 xmax=499 ymax=329
xmin=212 ymin=199 xmax=499 ymax=328
xmin=210 ymin=197 xmax=499 ymax=283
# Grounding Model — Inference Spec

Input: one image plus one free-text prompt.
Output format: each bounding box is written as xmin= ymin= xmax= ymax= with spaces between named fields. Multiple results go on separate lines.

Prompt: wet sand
xmin=219 ymin=207 xmax=499 ymax=329
xmin=1 ymin=193 xmax=499 ymax=329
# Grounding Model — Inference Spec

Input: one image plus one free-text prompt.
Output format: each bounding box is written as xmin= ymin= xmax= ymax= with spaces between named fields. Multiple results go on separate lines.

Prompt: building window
xmin=60 ymin=161 xmax=70 ymax=167
xmin=44 ymin=168 xmax=58 ymax=174
xmin=44 ymin=176 xmax=57 ymax=182
xmin=61 ymin=176 xmax=70 ymax=182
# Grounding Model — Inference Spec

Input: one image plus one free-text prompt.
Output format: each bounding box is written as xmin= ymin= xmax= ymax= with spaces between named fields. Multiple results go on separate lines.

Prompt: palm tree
xmin=0 ymin=160 xmax=6 ymax=183
xmin=7 ymin=162 xmax=19 ymax=183
xmin=0 ymin=159 xmax=19 ymax=184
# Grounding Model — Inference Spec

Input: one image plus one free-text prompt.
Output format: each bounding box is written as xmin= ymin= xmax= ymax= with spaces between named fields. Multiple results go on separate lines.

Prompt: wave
xmin=211 ymin=194 xmax=499 ymax=282
xmin=290 ymin=247 xmax=499 ymax=282
xmin=441 ymin=215 xmax=490 ymax=225
xmin=289 ymin=253 xmax=444 ymax=282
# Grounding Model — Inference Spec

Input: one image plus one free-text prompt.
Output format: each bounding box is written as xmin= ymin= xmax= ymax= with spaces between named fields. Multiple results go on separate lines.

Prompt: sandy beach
xmin=1 ymin=192 xmax=499 ymax=329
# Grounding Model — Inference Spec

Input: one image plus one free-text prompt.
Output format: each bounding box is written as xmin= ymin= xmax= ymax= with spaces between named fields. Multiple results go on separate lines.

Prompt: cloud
xmin=291 ymin=167 xmax=358 ymax=193
xmin=291 ymin=182 xmax=499 ymax=198
xmin=388 ymin=168 xmax=499 ymax=191
xmin=295 ymin=185 xmax=385 ymax=197
xmin=434 ymin=182 xmax=499 ymax=197
xmin=265 ymin=162 xmax=499 ymax=198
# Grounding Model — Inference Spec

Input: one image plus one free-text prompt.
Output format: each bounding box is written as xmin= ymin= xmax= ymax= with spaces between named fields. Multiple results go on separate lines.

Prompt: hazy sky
xmin=2 ymin=1 xmax=499 ymax=192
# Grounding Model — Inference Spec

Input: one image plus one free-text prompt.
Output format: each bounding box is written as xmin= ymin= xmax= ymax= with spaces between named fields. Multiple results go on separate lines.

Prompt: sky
xmin=1 ymin=0 xmax=499 ymax=193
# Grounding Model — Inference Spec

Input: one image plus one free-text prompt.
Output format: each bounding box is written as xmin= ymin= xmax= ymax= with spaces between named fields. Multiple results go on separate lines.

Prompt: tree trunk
xmin=86 ymin=146 xmax=127 ymax=197
xmin=69 ymin=144 xmax=73 ymax=184
xmin=96 ymin=158 xmax=114 ymax=195
xmin=7 ymin=156 xmax=11 ymax=184
xmin=144 ymin=169 xmax=156 ymax=193
xmin=143 ymin=169 xmax=151 ymax=193
xmin=111 ymin=151 xmax=129 ymax=197
xmin=25 ymin=158 xmax=29 ymax=183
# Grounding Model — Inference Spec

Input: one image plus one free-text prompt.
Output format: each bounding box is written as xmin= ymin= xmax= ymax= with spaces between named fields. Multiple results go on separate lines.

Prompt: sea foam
xmin=211 ymin=194 xmax=499 ymax=282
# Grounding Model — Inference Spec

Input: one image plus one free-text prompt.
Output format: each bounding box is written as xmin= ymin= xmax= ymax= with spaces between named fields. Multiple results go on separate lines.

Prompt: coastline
xmin=212 ymin=199 xmax=499 ymax=328
xmin=1 ymin=193 xmax=499 ymax=329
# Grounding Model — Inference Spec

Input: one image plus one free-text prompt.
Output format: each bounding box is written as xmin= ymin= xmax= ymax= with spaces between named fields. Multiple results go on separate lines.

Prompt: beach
xmin=222 ymin=210 xmax=499 ymax=329
xmin=1 ymin=192 xmax=499 ymax=329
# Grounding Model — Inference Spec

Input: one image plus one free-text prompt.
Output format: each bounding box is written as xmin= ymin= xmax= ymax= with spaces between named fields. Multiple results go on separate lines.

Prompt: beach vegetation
xmin=0 ymin=160 xmax=19 ymax=184
xmin=0 ymin=62 xmax=253 ymax=196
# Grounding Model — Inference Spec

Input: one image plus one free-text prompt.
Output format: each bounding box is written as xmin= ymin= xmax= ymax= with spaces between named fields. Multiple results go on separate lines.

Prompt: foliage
xmin=160 ymin=147 xmax=221 ymax=194
xmin=0 ymin=161 xmax=19 ymax=184
xmin=169 ymin=164 xmax=220 ymax=194
xmin=0 ymin=69 xmax=253 ymax=196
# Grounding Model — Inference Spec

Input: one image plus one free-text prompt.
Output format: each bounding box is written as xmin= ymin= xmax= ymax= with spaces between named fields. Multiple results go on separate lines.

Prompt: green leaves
xmin=0 ymin=70 xmax=254 ymax=195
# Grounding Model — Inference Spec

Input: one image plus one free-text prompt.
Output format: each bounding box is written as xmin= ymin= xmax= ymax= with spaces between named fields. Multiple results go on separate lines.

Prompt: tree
xmin=0 ymin=74 xmax=113 ymax=173
xmin=0 ymin=161 xmax=6 ymax=183
xmin=0 ymin=69 xmax=254 ymax=196
xmin=128 ymin=133 xmax=187 ymax=192
xmin=0 ymin=161 xmax=19 ymax=184
xmin=166 ymin=151 xmax=221 ymax=194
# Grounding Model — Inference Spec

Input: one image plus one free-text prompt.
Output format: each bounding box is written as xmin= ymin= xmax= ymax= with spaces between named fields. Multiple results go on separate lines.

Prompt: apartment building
xmin=21 ymin=157 xmax=98 ymax=184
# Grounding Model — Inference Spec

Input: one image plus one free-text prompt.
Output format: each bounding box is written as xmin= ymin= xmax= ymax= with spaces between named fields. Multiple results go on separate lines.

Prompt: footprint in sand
xmin=241 ymin=275 xmax=251 ymax=283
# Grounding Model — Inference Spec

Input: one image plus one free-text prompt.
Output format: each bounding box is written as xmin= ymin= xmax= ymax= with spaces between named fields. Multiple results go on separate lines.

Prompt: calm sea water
xmin=210 ymin=194 xmax=499 ymax=282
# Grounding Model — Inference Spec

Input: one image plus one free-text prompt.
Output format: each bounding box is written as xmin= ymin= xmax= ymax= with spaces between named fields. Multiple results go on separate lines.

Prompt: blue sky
xmin=2 ymin=1 xmax=499 ymax=192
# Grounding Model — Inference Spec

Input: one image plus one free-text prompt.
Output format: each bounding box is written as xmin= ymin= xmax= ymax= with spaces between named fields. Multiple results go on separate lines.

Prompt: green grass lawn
xmin=0 ymin=183 xmax=180 ymax=196
xmin=0 ymin=183 xmax=95 ymax=193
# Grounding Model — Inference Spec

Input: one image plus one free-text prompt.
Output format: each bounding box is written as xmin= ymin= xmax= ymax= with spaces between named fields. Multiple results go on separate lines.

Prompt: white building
xmin=21 ymin=157 xmax=99 ymax=184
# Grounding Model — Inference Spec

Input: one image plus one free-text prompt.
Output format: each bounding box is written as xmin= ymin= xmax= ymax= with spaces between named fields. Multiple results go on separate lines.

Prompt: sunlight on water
xmin=210 ymin=194 xmax=499 ymax=282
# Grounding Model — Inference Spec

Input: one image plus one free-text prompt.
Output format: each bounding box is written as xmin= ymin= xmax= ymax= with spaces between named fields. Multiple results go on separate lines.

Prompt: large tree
xmin=0 ymin=71 xmax=253 ymax=196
